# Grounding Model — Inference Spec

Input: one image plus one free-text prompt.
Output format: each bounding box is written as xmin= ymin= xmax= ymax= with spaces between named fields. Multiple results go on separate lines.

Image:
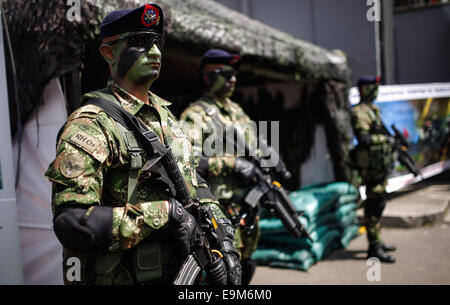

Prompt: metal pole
xmin=0 ymin=2 xmax=24 ymax=285
xmin=374 ymin=17 xmax=382 ymax=78
xmin=380 ymin=0 xmax=397 ymax=84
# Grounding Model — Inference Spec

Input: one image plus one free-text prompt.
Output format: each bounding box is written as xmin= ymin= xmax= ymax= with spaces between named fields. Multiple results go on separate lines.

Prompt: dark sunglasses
xmin=108 ymin=33 xmax=164 ymax=51
xmin=206 ymin=68 xmax=237 ymax=80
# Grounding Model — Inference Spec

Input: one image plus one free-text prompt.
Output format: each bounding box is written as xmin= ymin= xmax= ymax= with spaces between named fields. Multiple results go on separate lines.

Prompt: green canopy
xmin=3 ymin=0 xmax=351 ymax=134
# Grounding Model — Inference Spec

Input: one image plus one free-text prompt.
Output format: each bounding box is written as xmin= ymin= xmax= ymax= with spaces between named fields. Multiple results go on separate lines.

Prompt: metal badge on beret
xmin=141 ymin=4 xmax=160 ymax=27
xmin=59 ymin=153 xmax=86 ymax=178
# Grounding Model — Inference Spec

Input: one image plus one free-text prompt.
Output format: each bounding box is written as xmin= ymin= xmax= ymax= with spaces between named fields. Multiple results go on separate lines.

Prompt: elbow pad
xmin=53 ymin=206 xmax=113 ymax=254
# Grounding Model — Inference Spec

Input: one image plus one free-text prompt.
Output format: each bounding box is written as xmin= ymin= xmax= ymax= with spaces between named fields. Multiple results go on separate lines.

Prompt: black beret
xmin=99 ymin=3 xmax=164 ymax=41
xmin=200 ymin=49 xmax=242 ymax=70
xmin=357 ymin=75 xmax=381 ymax=87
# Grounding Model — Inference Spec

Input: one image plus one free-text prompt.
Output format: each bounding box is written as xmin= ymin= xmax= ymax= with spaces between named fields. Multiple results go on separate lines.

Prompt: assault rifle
xmin=383 ymin=123 xmax=422 ymax=178
xmin=144 ymin=148 xmax=228 ymax=286
xmin=193 ymin=101 xmax=310 ymax=240
xmin=230 ymin=130 xmax=312 ymax=241
xmin=85 ymin=98 xmax=228 ymax=285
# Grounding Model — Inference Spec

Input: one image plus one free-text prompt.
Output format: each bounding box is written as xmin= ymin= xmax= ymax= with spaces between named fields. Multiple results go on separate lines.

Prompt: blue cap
xmin=357 ymin=75 xmax=381 ymax=87
xmin=200 ymin=49 xmax=242 ymax=70
xmin=99 ymin=3 xmax=164 ymax=41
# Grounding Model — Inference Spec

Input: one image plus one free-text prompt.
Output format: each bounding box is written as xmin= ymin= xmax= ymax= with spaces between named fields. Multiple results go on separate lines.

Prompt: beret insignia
xmin=142 ymin=4 xmax=160 ymax=27
xmin=100 ymin=3 xmax=164 ymax=40
xmin=229 ymin=55 xmax=241 ymax=66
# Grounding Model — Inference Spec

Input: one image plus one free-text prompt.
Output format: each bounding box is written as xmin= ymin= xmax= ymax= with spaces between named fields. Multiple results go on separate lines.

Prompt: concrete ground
xmin=250 ymin=170 xmax=450 ymax=285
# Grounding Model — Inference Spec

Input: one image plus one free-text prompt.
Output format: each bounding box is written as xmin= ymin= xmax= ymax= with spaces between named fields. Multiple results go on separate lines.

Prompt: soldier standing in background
xmin=45 ymin=5 xmax=241 ymax=284
xmin=180 ymin=49 xmax=264 ymax=284
xmin=351 ymin=75 xmax=396 ymax=263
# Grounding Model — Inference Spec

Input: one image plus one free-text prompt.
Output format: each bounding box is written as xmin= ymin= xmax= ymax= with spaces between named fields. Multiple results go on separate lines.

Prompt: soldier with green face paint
xmin=351 ymin=75 xmax=396 ymax=263
xmin=180 ymin=49 xmax=265 ymax=285
xmin=45 ymin=4 xmax=241 ymax=285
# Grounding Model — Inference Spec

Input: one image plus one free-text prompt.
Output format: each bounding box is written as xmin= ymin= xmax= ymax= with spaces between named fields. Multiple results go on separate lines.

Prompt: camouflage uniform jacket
xmin=180 ymin=94 xmax=260 ymax=257
xmin=351 ymin=101 xmax=392 ymax=188
xmin=180 ymin=94 xmax=258 ymax=201
xmin=351 ymin=102 xmax=389 ymax=146
xmin=45 ymin=81 xmax=225 ymax=284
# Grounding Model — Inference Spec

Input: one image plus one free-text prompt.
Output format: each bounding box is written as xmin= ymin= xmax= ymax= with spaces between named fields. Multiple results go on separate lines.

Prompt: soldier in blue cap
xmin=180 ymin=49 xmax=269 ymax=284
xmin=45 ymin=4 xmax=241 ymax=285
xmin=351 ymin=75 xmax=396 ymax=263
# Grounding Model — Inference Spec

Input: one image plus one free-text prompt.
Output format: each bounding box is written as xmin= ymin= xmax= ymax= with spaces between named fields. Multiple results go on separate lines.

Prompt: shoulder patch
xmin=70 ymin=131 xmax=103 ymax=154
xmin=60 ymin=153 xmax=86 ymax=178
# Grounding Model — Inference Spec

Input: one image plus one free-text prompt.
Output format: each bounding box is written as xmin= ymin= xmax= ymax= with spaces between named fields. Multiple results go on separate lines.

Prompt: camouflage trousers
xmin=235 ymin=219 xmax=261 ymax=260
xmin=363 ymin=174 xmax=388 ymax=245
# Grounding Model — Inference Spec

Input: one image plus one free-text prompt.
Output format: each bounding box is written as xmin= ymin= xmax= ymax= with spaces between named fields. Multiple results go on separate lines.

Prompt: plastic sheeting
xmin=13 ymin=78 xmax=66 ymax=285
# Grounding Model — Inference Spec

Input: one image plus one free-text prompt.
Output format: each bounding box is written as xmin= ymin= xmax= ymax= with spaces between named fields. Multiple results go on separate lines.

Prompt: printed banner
xmin=350 ymin=83 xmax=450 ymax=190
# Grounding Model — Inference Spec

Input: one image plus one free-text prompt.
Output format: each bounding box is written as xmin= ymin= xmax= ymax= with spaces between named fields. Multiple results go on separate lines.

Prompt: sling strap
xmin=85 ymin=98 xmax=214 ymax=202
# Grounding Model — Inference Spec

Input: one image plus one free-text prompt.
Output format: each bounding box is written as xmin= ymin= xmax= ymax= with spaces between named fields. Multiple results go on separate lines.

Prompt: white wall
xmin=300 ymin=124 xmax=335 ymax=187
xmin=13 ymin=79 xmax=66 ymax=285
xmin=0 ymin=13 xmax=24 ymax=285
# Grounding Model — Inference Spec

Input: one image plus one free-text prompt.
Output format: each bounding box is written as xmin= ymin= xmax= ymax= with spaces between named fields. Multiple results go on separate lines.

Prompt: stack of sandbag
xmin=252 ymin=182 xmax=361 ymax=271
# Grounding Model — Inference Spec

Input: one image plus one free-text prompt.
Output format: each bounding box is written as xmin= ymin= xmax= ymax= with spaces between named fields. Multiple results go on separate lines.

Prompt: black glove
xmin=359 ymin=134 xmax=372 ymax=147
xmin=219 ymin=219 xmax=242 ymax=285
xmin=263 ymin=146 xmax=292 ymax=181
xmin=168 ymin=198 xmax=197 ymax=257
xmin=233 ymin=158 xmax=256 ymax=184
xmin=223 ymin=239 xmax=242 ymax=285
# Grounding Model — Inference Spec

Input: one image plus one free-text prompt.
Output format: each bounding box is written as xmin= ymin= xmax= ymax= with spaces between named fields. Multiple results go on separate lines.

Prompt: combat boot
xmin=380 ymin=241 xmax=396 ymax=252
xmin=368 ymin=243 xmax=396 ymax=263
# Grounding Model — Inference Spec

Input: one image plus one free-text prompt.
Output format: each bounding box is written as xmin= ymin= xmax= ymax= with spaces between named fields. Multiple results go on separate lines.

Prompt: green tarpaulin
xmin=253 ymin=182 xmax=361 ymax=271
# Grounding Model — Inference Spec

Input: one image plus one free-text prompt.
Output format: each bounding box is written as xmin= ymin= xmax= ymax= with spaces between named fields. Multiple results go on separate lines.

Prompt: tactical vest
xmin=68 ymin=91 xmax=211 ymax=285
xmin=353 ymin=105 xmax=393 ymax=173
xmin=354 ymin=143 xmax=393 ymax=172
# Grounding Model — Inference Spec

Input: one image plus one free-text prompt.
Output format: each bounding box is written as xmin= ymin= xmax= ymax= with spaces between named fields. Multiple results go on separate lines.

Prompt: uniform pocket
xmin=131 ymin=241 xmax=162 ymax=283
xmin=354 ymin=147 xmax=370 ymax=169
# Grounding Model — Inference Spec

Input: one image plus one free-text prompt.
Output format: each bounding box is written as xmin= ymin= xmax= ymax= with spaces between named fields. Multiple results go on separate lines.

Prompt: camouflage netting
xmin=3 ymin=0 xmax=101 ymax=135
xmin=84 ymin=0 xmax=350 ymax=80
xmin=151 ymin=0 xmax=350 ymax=80
xmin=3 ymin=0 xmax=350 ymax=133
xmin=3 ymin=0 xmax=353 ymax=188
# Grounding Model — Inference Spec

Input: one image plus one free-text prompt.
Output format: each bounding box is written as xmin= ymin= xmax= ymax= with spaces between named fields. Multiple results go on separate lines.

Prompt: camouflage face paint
xmin=361 ymin=84 xmax=379 ymax=102
xmin=115 ymin=37 xmax=161 ymax=85
xmin=206 ymin=66 xmax=237 ymax=99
